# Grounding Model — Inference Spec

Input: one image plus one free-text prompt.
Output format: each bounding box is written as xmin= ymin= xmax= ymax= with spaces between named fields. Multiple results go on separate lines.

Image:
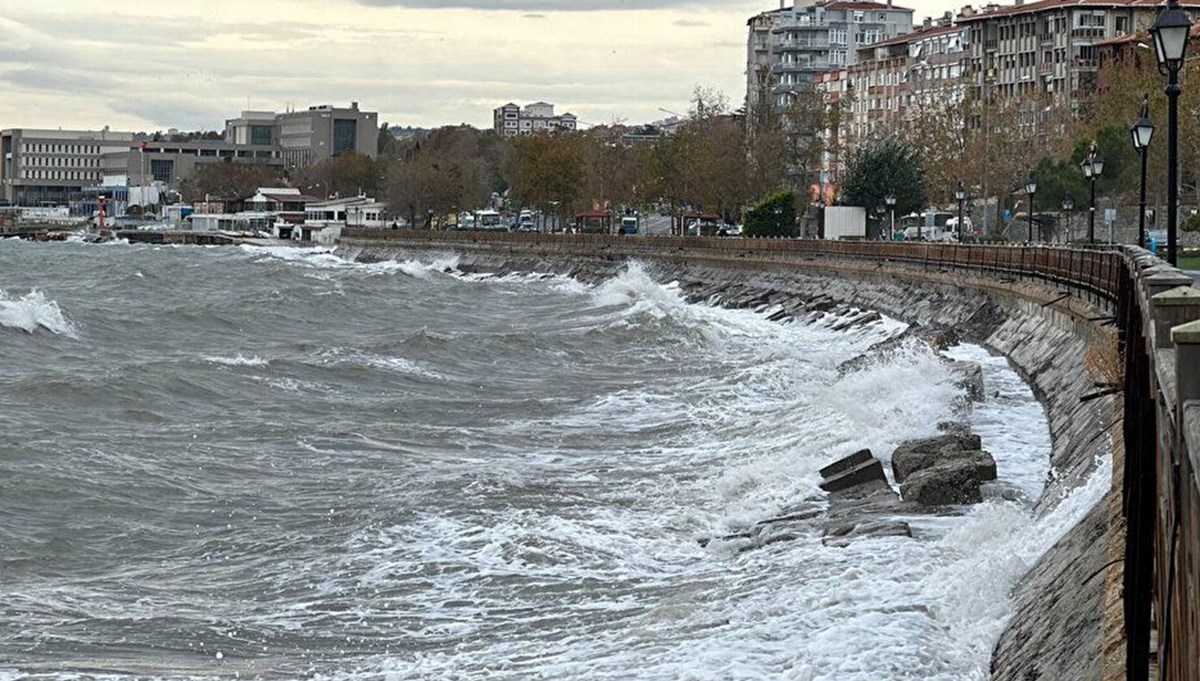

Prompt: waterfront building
xmin=492 ymin=102 xmax=579 ymax=137
xmin=0 ymin=127 xmax=132 ymax=206
xmin=746 ymin=0 xmax=915 ymax=115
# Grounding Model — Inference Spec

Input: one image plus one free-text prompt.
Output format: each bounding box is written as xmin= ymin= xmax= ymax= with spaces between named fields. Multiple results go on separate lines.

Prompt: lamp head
xmin=884 ymin=192 xmax=896 ymax=206
xmin=1132 ymin=95 xmax=1155 ymax=150
xmin=1024 ymin=176 xmax=1037 ymax=195
xmin=1151 ymin=0 xmax=1193 ymax=70
xmin=955 ymin=181 xmax=966 ymax=201
xmin=1062 ymin=196 xmax=1074 ymax=211
xmin=1092 ymin=154 xmax=1105 ymax=177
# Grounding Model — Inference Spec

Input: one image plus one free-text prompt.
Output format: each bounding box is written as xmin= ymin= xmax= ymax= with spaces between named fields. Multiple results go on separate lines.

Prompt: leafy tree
xmin=840 ymin=137 xmax=926 ymax=217
xmin=295 ymin=151 xmax=379 ymax=199
xmin=180 ymin=161 xmax=284 ymax=202
xmin=744 ymin=190 xmax=796 ymax=237
xmin=502 ymin=132 xmax=585 ymax=213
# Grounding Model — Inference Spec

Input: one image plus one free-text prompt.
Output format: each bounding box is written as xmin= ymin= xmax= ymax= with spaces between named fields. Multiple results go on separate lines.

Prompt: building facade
xmin=845 ymin=17 xmax=970 ymax=144
xmin=0 ymin=128 xmax=132 ymax=206
xmin=492 ymin=102 xmax=579 ymax=137
xmin=746 ymin=0 xmax=915 ymax=114
xmin=272 ymin=103 xmax=378 ymax=171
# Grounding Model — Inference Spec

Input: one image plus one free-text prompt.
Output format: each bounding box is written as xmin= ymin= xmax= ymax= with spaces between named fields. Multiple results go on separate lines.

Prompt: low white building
xmin=302 ymin=195 xmax=389 ymax=244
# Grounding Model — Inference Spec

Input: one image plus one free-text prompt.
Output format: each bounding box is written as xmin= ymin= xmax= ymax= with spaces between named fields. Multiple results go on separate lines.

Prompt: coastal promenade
xmin=339 ymin=229 xmax=1200 ymax=681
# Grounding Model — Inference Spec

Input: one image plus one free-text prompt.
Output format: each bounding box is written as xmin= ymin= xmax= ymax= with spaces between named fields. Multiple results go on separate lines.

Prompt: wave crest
xmin=0 ymin=288 xmax=78 ymax=337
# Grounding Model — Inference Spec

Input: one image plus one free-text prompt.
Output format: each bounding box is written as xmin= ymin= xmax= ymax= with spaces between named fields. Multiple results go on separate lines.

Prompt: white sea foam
xmin=0 ymin=288 xmax=78 ymax=337
xmin=311 ymin=269 xmax=1099 ymax=681
xmin=204 ymin=353 xmax=269 ymax=367
xmin=240 ymin=244 xmax=461 ymax=279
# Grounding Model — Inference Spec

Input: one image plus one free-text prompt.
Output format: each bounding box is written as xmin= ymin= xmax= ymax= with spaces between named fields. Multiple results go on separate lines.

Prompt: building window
xmin=332 ymin=118 xmax=358 ymax=156
xmin=150 ymin=159 xmax=174 ymax=183
xmin=250 ymin=125 xmax=273 ymax=146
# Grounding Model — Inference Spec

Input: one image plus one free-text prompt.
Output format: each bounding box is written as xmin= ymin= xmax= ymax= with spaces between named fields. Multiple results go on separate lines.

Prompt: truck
xmin=823 ymin=206 xmax=866 ymax=240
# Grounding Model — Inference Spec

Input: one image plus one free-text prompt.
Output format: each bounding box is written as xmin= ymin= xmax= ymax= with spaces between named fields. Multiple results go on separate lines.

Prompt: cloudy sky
xmin=1 ymin=0 xmax=960 ymax=134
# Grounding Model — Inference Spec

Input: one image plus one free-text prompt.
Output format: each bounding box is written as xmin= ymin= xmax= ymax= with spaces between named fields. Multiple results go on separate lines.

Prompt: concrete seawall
xmin=340 ymin=236 xmax=1126 ymax=679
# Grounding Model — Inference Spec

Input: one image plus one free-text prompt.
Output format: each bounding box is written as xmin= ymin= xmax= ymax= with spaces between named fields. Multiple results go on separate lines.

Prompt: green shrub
xmin=1181 ymin=212 xmax=1200 ymax=233
xmin=744 ymin=191 xmax=796 ymax=238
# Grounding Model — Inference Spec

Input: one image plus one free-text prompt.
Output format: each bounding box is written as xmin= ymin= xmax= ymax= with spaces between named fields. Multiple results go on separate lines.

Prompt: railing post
xmin=1152 ymin=286 xmax=1200 ymax=349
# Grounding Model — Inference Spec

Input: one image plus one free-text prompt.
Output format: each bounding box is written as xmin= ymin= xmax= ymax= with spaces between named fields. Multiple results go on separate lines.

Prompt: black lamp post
xmin=1062 ymin=196 xmax=1074 ymax=243
xmin=1024 ymin=175 xmax=1037 ymax=242
xmin=1080 ymin=147 xmax=1105 ymax=243
xmin=955 ymin=181 xmax=967 ymax=242
xmin=1131 ymin=95 xmax=1155 ymax=249
xmin=884 ymin=192 xmax=896 ymax=240
xmin=1151 ymin=0 xmax=1193 ymax=265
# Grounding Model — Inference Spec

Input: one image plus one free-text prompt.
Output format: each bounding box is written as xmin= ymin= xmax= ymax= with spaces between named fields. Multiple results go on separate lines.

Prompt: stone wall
xmin=339 ymin=236 xmax=1126 ymax=680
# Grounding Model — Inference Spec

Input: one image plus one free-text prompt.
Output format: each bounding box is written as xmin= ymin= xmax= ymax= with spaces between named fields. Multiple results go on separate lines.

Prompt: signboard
xmin=1104 ymin=208 xmax=1117 ymax=223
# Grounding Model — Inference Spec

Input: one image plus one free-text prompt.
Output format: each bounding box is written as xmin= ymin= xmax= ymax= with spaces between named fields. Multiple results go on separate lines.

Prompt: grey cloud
xmin=673 ymin=18 xmax=709 ymax=26
xmin=2 ymin=67 xmax=114 ymax=94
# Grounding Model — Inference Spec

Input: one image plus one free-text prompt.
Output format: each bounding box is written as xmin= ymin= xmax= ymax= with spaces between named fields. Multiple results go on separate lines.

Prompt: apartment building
xmin=492 ymin=102 xmax=579 ymax=137
xmin=846 ymin=17 xmax=970 ymax=144
xmin=959 ymin=0 xmax=1200 ymax=105
xmin=746 ymin=0 xmax=915 ymax=115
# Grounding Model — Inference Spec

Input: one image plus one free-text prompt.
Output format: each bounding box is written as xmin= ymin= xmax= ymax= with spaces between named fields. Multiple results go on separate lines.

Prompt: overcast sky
xmin=0 ymin=0 xmax=961 ymax=133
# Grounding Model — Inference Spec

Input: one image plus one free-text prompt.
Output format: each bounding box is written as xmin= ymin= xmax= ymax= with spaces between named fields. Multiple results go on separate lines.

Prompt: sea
xmin=0 ymin=239 xmax=1109 ymax=680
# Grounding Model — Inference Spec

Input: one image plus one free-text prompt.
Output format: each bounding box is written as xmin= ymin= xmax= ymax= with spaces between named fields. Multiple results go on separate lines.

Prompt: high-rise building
xmin=746 ymin=0 xmax=915 ymax=115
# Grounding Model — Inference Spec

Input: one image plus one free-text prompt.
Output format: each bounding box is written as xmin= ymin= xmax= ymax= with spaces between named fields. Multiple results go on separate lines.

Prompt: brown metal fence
xmin=342 ymin=230 xmax=1127 ymax=303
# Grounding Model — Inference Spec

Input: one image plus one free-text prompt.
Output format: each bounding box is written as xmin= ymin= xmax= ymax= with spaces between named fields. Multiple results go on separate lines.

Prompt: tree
xmin=744 ymin=190 xmax=796 ymax=237
xmin=840 ymin=137 xmax=926 ymax=217
xmin=180 ymin=161 xmax=284 ymax=202
xmin=502 ymin=132 xmax=586 ymax=213
xmin=295 ymin=151 xmax=379 ymax=199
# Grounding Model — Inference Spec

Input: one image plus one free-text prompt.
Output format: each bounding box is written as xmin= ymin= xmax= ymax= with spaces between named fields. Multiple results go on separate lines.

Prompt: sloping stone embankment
xmin=340 ymin=237 xmax=1123 ymax=681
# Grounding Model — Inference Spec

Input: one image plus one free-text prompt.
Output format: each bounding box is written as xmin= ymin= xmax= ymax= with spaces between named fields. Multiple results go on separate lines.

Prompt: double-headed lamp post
xmin=955 ymin=181 xmax=967 ymax=242
xmin=1080 ymin=147 xmax=1105 ymax=243
xmin=884 ymin=192 xmax=896 ymax=240
xmin=1062 ymin=196 xmax=1075 ymax=243
xmin=1131 ymin=95 xmax=1155 ymax=249
xmin=1024 ymin=175 xmax=1038 ymax=243
xmin=1150 ymin=0 xmax=1193 ymax=265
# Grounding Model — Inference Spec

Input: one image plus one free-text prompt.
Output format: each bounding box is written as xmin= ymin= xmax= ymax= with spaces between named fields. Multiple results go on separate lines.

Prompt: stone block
xmin=819 ymin=458 xmax=886 ymax=493
xmin=819 ymin=448 xmax=873 ymax=479
xmin=900 ymin=460 xmax=983 ymax=506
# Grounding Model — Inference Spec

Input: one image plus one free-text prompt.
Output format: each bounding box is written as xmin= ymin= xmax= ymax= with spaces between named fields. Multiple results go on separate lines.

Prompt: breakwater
xmin=337 ymin=230 xmax=1158 ymax=680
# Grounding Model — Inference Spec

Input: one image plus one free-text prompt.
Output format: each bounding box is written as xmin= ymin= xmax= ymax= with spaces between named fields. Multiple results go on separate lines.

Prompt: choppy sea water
xmin=0 ymin=240 xmax=1108 ymax=680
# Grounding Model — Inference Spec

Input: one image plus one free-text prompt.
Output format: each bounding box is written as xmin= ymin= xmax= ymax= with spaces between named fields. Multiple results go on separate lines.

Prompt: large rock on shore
xmin=900 ymin=460 xmax=984 ymax=505
xmin=891 ymin=434 xmax=997 ymax=506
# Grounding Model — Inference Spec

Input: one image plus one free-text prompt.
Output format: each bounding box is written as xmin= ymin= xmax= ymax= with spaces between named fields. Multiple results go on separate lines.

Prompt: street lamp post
xmin=1024 ymin=175 xmax=1037 ymax=242
xmin=884 ymin=192 xmax=896 ymax=240
xmin=955 ymin=181 xmax=966 ymax=242
xmin=1151 ymin=0 xmax=1193 ymax=265
xmin=1080 ymin=146 xmax=1105 ymax=243
xmin=1131 ymin=95 xmax=1155 ymax=249
xmin=1062 ymin=196 xmax=1074 ymax=244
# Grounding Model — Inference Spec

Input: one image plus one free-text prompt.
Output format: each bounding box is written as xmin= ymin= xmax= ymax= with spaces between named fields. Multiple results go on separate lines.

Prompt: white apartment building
xmin=493 ymin=102 xmax=579 ymax=137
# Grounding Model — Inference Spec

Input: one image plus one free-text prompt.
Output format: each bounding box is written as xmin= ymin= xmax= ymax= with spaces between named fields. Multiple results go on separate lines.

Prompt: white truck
xmin=823 ymin=206 xmax=866 ymax=240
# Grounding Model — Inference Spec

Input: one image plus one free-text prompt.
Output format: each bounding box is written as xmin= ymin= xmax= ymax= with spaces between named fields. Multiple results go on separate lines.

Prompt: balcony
xmin=778 ymin=39 xmax=830 ymax=51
